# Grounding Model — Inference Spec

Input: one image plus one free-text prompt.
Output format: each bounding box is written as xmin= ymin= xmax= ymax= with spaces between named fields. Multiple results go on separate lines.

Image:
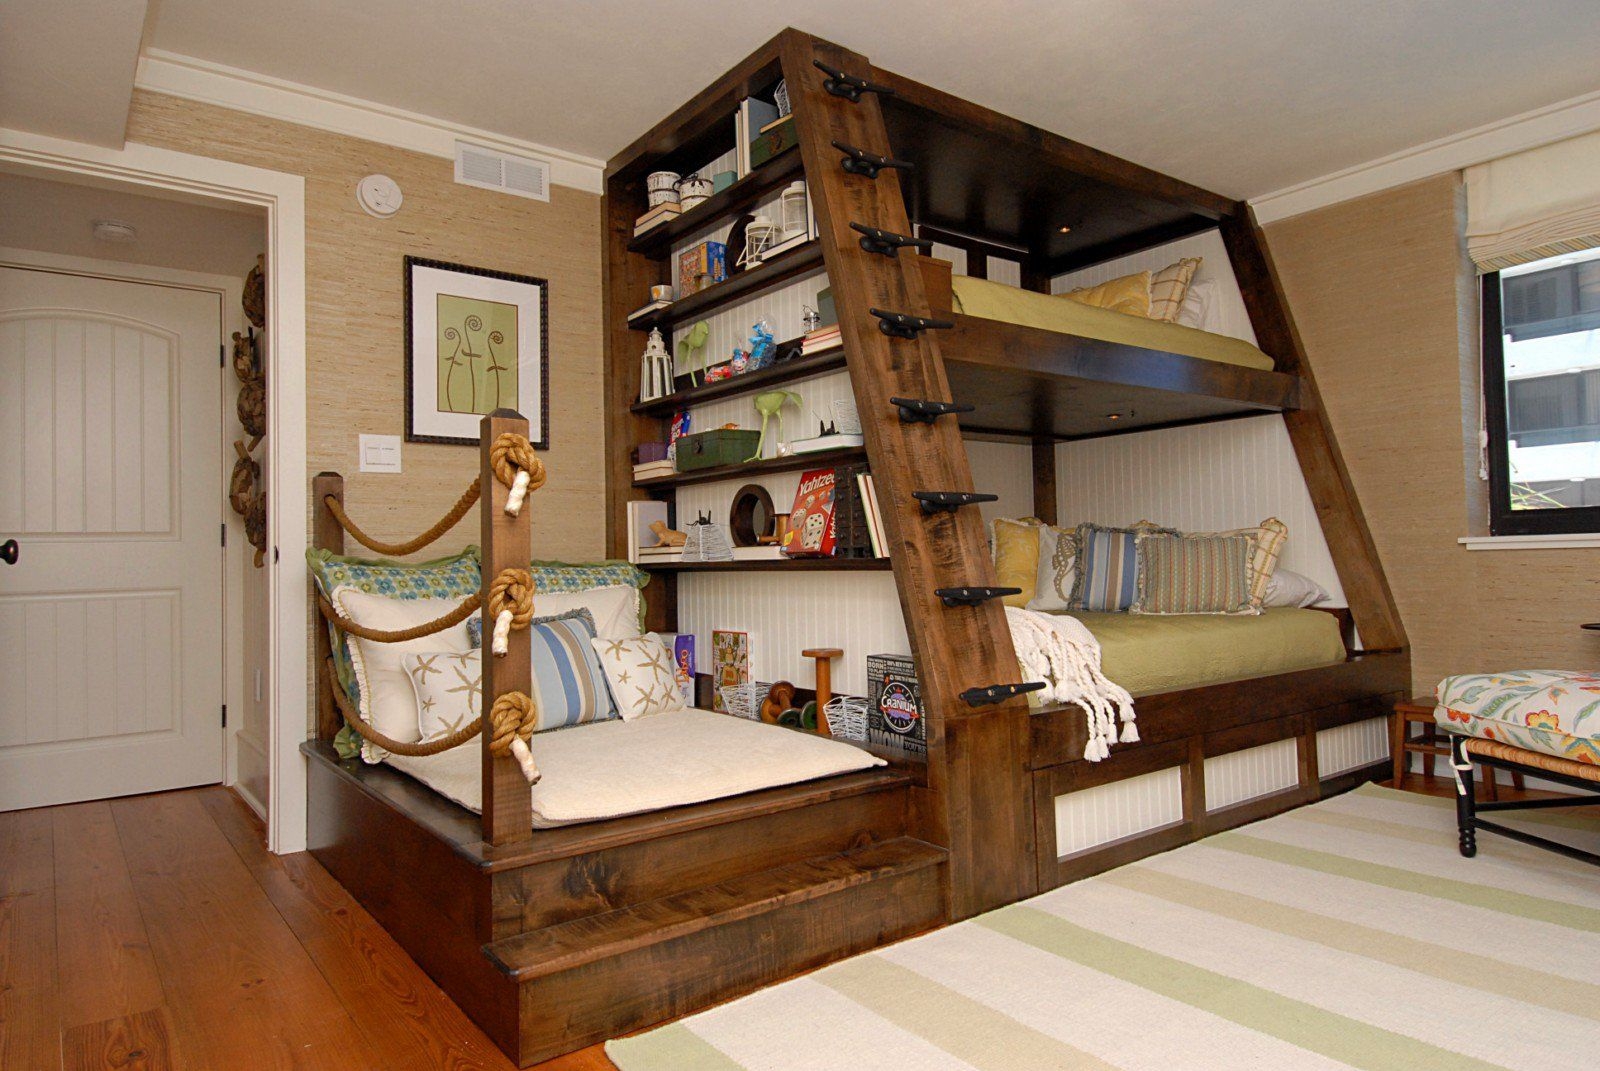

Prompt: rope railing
xmin=322 ymin=477 xmax=482 ymax=557
xmin=490 ymin=432 xmax=545 ymax=516
xmin=485 ymin=567 xmax=535 ymax=656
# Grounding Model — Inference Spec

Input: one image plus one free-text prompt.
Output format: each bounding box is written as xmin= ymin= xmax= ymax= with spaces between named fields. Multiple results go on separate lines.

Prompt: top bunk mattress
xmin=1065 ymin=606 xmax=1346 ymax=697
xmin=950 ymin=275 xmax=1276 ymax=372
xmin=384 ymin=706 xmax=885 ymax=828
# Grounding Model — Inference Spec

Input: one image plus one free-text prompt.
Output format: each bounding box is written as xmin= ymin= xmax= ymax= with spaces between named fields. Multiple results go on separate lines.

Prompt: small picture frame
xmin=404 ymin=256 xmax=549 ymax=447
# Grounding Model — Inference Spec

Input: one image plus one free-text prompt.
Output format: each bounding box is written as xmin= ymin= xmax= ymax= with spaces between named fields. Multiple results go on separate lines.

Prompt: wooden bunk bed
xmin=603 ymin=28 xmax=1409 ymax=924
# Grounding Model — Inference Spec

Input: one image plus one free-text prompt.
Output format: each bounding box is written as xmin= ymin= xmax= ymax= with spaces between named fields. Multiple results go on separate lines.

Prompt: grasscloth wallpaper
xmin=125 ymin=89 xmax=606 ymax=563
xmin=1266 ymin=174 xmax=1600 ymax=692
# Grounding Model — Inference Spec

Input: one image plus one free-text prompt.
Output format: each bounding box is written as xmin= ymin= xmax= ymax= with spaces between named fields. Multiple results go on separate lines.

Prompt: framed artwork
xmin=711 ymin=629 xmax=750 ymax=714
xmin=404 ymin=256 xmax=549 ymax=447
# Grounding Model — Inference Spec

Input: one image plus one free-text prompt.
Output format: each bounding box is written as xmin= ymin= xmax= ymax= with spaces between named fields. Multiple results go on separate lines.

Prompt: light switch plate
xmin=359 ymin=434 xmax=403 ymax=473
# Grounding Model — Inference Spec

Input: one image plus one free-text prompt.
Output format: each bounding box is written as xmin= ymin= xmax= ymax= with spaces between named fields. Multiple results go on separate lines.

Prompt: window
xmin=1482 ymin=248 xmax=1600 ymax=534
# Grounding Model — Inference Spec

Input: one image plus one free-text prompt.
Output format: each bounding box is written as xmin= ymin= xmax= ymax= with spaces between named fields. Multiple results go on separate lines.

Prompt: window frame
xmin=1482 ymin=269 xmax=1600 ymax=535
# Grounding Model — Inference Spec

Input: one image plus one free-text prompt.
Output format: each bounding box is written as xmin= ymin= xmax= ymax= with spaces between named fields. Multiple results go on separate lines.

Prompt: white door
xmin=0 ymin=266 xmax=224 ymax=809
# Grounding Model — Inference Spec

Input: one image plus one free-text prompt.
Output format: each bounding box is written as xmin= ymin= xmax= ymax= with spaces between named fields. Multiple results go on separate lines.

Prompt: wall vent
xmin=454 ymin=141 xmax=550 ymax=202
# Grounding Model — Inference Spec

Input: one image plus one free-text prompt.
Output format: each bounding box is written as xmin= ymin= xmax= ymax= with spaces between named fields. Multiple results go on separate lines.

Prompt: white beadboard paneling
xmin=1056 ymin=414 xmax=1345 ymax=603
xmin=0 ymin=590 xmax=179 ymax=746
xmin=987 ymin=257 xmax=1022 ymax=288
xmin=2 ymin=315 xmax=176 ymax=536
xmin=964 ymin=439 xmax=1035 ymax=527
xmin=666 ymin=271 xmax=829 ymax=381
xmin=928 ymin=241 xmax=968 ymax=277
xmin=1051 ymin=229 xmax=1259 ymax=346
xmin=1316 ymin=716 xmax=1391 ymax=777
xmin=1204 ymin=738 xmax=1299 ymax=811
xmin=1054 ymin=765 xmax=1184 ymax=857
xmin=677 ymin=571 xmax=907 ymax=697
xmin=685 ymin=368 xmax=855 ymax=463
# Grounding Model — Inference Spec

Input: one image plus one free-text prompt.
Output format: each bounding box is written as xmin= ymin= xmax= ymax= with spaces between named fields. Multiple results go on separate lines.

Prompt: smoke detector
xmin=91 ymin=219 xmax=138 ymax=244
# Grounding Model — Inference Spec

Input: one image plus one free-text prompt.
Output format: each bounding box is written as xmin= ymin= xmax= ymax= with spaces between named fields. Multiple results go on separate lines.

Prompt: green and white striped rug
xmin=607 ymin=785 xmax=1600 ymax=1071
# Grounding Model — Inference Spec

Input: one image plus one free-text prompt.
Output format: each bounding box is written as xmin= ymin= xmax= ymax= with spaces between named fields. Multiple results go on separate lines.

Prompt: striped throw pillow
xmin=1071 ymin=522 xmax=1176 ymax=612
xmin=525 ymin=609 xmax=618 ymax=730
xmin=1148 ymin=258 xmax=1201 ymax=322
xmin=1132 ymin=532 xmax=1254 ymax=615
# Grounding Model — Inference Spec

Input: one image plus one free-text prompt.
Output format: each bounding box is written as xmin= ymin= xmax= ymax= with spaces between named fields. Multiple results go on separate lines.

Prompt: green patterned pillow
xmin=529 ymin=559 xmax=649 ymax=630
xmin=307 ymin=546 xmax=482 ymax=702
xmin=1131 ymin=532 xmax=1254 ymax=615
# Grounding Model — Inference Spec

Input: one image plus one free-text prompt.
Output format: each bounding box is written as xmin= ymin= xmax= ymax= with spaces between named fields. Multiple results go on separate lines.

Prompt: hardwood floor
xmin=0 ymin=786 xmax=618 ymax=1071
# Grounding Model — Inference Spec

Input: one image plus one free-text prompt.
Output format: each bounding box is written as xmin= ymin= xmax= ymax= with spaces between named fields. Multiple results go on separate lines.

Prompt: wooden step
xmin=483 ymin=837 xmax=945 ymax=982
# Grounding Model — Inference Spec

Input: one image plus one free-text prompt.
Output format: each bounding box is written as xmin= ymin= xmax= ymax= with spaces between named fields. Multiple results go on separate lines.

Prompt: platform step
xmin=483 ymin=837 xmax=945 ymax=983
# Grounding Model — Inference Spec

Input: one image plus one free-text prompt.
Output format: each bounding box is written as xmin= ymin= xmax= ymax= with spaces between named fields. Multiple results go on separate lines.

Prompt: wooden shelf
xmin=631 ymin=345 xmax=846 ymax=416
xmin=628 ymin=152 xmax=804 ymax=259
xmin=639 ymin=558 xmax=891 ymax=573
xmin=629 ymin=241 xmax=825 ymax=333
xmin=633 ymin=446 xmax=867 ymax=490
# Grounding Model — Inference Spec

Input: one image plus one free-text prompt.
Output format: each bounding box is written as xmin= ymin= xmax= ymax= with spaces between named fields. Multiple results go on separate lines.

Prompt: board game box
xmin=867 ymin=653 xmax=926 ymax=758
xmin=783 ymin=467 xmax=837 ymax=557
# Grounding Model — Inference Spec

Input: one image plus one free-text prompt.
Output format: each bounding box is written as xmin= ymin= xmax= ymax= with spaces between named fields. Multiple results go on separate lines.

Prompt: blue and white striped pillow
xmin=1071 ymin=522 xmax=1177 ymax=612
xmin=526 ymin=609 xmax=618 ymax=731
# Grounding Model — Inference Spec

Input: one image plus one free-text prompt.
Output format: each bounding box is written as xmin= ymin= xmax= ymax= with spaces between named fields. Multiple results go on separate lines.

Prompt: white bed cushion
xmin=530 ymin=584 xmax=640 ymax=640
xmin=592 ymin=633 xmax=688 ymax=721
xmin=334 ymin=586 xmax=473 ymax=762
xmin=385 ymin=707 xmax=885 ymax=827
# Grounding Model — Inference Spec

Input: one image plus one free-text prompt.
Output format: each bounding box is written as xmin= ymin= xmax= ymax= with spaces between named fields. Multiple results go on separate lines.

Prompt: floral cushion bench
xmin=1434 ymin=670 xmax=1600 ymax=766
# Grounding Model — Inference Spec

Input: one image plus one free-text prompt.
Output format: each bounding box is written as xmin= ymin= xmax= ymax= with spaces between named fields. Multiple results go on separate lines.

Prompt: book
xmin=868 ymin=654 xmax=926 ymax=758
xmin=627 ymin=298 xmax=673 ymax=322
xmin=632 ymin=203 xmax=681 ymax=235
xmin=736 ymin=97 xmax=779 ymax=177
xmin=631 ymin=458 xmax=676 ymax=479
xmin=731 ymin=545 xmax=784 ymax=561
xmin=677 ymin=241 xmax=727 ymax=297
xmin=783 ymin=468 xmax=837 ymax=557
xmin=625 ymin=500 xmax=671 ymax=562
xmin=712 ymin=630 xmax=750 ymax=714
xmin=800 ymin=326 xmax=842 ymax=355
xmin=789 ymin=430 xmax=865 ymax=454
xmin=831 ymin=463 xmax=871 ymax=559
xmin=859 ymin=473 xmax=887 ymax=559
xmin=672 ymin=635 xmax=696 ymax=709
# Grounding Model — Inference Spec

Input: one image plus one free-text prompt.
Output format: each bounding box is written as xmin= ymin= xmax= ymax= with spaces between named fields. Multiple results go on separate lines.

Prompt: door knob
xmin=1 ymin=539 xmax=17 ymax=565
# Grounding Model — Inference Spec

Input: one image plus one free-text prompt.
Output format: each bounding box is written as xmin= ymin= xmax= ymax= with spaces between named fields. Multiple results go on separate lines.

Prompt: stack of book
xmin=857 ymin=472 xmax=887 ymax=558
xmin=632 ymin=458 xmax=676 ymax=481
xmin=627 ymin=297 xmax=673 ymax=324
xmin=633 ymin=202 xmax=680 ymax=236
xmin=626 ymin=501 xmax=683 ymax=564
xmin=800 ymin=324 xmax=842 ymax=355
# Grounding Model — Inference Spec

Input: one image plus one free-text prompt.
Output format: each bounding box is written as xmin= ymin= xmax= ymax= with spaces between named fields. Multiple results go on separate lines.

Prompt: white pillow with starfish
xmin=591 ymin=633 xmax=689 ymax=721
xmin=402 ymin=650 xmax=483 ymax=743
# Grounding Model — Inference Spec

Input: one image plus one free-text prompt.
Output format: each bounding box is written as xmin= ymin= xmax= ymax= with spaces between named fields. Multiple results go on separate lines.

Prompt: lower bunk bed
xmin=1025 ymin=608 xmax=1408 ymax=889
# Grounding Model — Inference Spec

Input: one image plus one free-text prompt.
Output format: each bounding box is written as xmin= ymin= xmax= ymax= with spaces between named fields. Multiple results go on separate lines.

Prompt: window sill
xmin=1459 ymin=534 xmax=1600 ymax=550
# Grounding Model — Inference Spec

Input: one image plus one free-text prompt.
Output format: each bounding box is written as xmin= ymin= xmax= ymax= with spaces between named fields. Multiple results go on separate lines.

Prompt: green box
xmin=750 ymin=114 xmax=799 ymax=169
xmin=675 ymin=430 xmax=762 ymax=471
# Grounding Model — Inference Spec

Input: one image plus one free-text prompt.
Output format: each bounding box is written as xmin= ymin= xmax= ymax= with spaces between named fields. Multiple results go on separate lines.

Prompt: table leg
xmin=1390 ymin=712 xmax=1405 ymax=788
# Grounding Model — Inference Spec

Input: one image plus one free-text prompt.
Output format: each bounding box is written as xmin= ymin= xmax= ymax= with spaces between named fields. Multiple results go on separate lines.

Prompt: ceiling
xmin=137 ymin=0 xmax=1600 ymax=199
xmin=0 ymin=169 xmax=265 ymax=277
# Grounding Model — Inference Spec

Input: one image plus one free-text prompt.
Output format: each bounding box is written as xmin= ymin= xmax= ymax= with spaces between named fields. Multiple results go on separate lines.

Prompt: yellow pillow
xmin=1149 ymin=258 xmax=1201 ymax=322
xmin=992 ymin=518 xmax=1044 ymax=607
xmin=1061 ymin=271 xmax=1151 ymax=317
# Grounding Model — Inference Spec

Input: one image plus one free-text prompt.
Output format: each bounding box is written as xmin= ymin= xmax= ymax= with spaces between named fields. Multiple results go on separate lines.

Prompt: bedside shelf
xmin=631 ymin=345 xmax=846 ymax=416
xmin=629 ymin=242 xmax=824 ymax=333
xmin=633 ymin=446 xmax=867 ymax=490
xmin=638 ymin=558 xmax=891 ymax=573
xmin=628 ymin=151 xmax=805 ymax=260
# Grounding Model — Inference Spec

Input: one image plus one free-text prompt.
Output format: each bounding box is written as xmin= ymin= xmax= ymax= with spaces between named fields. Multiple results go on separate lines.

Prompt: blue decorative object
xmin=747 ymin=320 xmax=776 ymax=371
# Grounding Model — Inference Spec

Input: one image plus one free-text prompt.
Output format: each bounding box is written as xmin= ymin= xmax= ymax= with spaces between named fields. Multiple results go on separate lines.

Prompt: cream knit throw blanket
xmin=1004 ymin=606 xmax=1137 ymax=761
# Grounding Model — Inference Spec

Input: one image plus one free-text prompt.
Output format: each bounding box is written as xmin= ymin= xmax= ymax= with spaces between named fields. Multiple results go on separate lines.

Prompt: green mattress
xmin=950 ymin=275 xmax=1277 ymax=372
xmin=1067 ymin=607 xmax=1346 ymax=697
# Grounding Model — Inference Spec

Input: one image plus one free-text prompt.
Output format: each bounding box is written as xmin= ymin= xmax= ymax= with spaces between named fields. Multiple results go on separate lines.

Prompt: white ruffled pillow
xmin=533 ymin=584 xmax=641 ymax=640
xmin=333 ymin=586 xmax=473 ymax=762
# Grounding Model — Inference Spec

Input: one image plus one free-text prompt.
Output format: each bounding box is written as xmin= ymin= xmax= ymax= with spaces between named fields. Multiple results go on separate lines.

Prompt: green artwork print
xmin=436 ymin=294 xmax=518 ymax=414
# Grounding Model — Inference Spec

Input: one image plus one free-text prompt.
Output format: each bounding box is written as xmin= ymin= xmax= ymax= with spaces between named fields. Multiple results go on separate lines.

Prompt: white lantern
xmin=739 ymin=216 xmax=779 ymax=270
xmin=780 ymin=181 xmax=808 ymax=240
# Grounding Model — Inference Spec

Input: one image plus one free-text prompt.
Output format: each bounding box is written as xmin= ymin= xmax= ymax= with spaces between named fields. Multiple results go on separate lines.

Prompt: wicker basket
xmin=718 ymin=681 xmax=773 ymax=721
xmin=823 ymin=695 xmax=869 ymax=741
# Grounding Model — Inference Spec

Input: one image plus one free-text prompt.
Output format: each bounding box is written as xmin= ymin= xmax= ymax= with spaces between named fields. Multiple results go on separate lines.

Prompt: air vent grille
xmin=454 ymin=141 xmax=551 ymax=202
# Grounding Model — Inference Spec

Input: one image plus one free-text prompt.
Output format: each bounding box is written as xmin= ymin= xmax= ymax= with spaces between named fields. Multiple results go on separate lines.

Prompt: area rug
xmin=606 ymin=784 xmax=1600 ymax=1071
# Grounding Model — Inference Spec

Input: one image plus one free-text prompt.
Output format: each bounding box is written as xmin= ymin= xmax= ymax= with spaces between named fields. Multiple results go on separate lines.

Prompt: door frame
xmin=0 ymin=127 xmax=310 ymax=853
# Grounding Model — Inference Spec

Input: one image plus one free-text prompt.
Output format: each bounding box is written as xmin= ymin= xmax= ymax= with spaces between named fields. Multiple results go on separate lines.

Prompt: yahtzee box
xmin=867 ymin=654 xmax=926 ymax=758
xmin=783 ymin=468 xmax=837 ymax=557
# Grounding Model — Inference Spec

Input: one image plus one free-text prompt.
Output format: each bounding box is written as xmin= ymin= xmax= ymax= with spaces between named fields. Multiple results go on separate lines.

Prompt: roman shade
xmin=1465 ymin=129 xmax=1600 ymax=272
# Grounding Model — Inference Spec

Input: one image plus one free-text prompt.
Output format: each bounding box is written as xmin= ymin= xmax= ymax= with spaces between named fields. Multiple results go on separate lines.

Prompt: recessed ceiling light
xmin=1105 ymin=413 xmax=1120 ymax=421
xmin=1058 ymin=225 xmax=1072 ymax=234
xmin=91 ymin=219 xmax=138 ymax=244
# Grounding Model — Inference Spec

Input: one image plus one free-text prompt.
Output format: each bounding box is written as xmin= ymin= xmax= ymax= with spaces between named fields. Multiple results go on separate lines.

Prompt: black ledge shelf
xmin=628 ymin=241 xmax=825 ymax=333
xmin=631 ymin=344 xmax=846 ymax=416
xmin=639 ymin=558 xmax=891 ymax=573
xmin=632 ymin=446 xmax=867 ymax=490
xmin=627 ymin=151 xmax=805 ymax=259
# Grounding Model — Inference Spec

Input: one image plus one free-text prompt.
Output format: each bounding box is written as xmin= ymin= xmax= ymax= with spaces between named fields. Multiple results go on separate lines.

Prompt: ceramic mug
xmin=646 ymin=170 xmax=680 ymax=207
xmin=650 ymin=284 xmax=675 ymax=302
xmin=677 ymin=173 xmax=714 ymax=211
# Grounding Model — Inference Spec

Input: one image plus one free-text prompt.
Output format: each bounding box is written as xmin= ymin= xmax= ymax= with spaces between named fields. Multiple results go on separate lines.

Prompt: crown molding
xmin=1251 ymin=87 xmax=1600 ymax=224
xmin=134 ymin=50 xmax=605 ymax=194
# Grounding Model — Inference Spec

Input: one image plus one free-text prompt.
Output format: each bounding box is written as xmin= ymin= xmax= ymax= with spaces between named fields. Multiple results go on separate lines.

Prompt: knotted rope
xmin=485 ymin=567 xmax=536 ymax=656
xmin=323 ymin=478 xmax=482 ymax=557
xmin=316 ymin=590 xmax=482 ymax=643
xmin=489 ymin=691 xmax=542 ymax=783
xmin=326 ymin=661 xmax=540 ymax=784
xmin=490 ymin=433 xmax=545 ymax=517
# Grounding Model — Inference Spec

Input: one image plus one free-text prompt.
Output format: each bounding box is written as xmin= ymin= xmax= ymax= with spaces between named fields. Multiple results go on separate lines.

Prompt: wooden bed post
xmin=313 ymin=471 xmax=345 ymax=742
xmin=781 ymin=30 xmax=1036 ymax=917
xmin=480 ymin=410 xmax=535 ymax=846
xmin=1220 ymin=210 xmax=1407 ymax=653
